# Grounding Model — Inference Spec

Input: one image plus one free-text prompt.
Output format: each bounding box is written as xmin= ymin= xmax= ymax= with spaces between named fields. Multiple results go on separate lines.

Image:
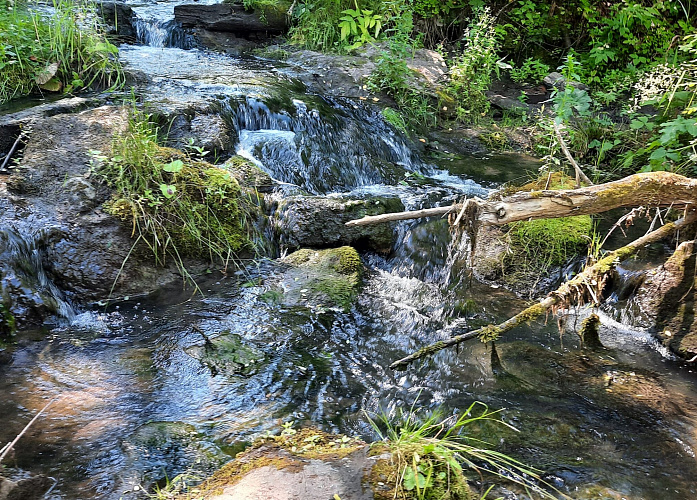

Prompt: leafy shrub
xmin=447 ymin=7 xmax=499 ymax=122
xmin=289 ymin=0 xmax=383 ymax=51
xmin=509 ymin=57 xmax=550 ymax=84
xmin=0 ymin=0 xmax=123 ymax=104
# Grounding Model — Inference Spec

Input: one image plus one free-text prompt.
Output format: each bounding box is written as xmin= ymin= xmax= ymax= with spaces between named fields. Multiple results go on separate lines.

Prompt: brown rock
xmin=631 ymin=241 xmax=697 ymax=358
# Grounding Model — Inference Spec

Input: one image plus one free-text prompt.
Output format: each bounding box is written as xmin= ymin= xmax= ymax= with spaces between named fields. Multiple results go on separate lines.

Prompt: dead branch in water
xmin=0 ymin=399 xmax=55 ymax=464
xmin=346 ymin=172 xmax=697 ymax=228
xmin=390 ymin=209 xmax=697 ymax=370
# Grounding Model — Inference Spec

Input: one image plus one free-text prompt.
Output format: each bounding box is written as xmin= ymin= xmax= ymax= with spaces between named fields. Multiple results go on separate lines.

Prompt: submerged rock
xmin=0 ymin=474 xmax=54 ymax=500
xmin=264 ymin=246 xmax=363 ymax=310
xmin=186 ymin=331 xmax=265 ymax=377
xmin=275 ymin=195 xmax=404 ymax=253
xmin=631 ymin=240 xmax=697 ymax=359
xmin=122 ymin=421 xmax=229 ymax=491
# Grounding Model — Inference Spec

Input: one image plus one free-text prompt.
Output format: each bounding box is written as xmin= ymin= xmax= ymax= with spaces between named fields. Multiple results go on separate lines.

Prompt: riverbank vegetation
xmin=0 ymin=0 xmax=123 ymax=104
xmin=271 ymin=0 xmax=697 ymax=179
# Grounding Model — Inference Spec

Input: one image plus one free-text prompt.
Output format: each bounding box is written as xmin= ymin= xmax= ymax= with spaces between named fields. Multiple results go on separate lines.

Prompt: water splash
xmin=132 ymin=16 xmax=193 ymax=49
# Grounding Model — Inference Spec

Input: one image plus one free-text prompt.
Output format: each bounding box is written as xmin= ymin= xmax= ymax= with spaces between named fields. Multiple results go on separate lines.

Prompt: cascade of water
xmin=228 ymin=96 xmax=427 ymax=194
xmin=0 ymin=227 xmax=76 ymax=322
xmin=131 ymin=14 xmax=194 ymax=49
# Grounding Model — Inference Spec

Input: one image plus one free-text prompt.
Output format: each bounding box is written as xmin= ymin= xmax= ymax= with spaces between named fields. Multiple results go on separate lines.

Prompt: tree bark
xmin=389 ymin=209 xmax=697 ymax=370
xmin=346 ymin=172 xmax=697 ymax=228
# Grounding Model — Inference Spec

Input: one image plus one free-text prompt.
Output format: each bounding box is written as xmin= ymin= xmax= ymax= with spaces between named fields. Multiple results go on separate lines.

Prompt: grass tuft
xmin=367 ymin=402 xmax=561 ymax=500
xmin=92 ymin=107 xmax=261 ymax=286
xmin=0 ymin=0 xmax=124 ymax=104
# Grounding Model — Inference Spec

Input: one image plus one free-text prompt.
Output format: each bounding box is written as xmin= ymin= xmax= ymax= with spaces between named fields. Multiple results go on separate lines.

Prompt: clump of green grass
xmin=92 ymin=108 xmax=260 ymax=283
xmin=0 ymin=0 xmax=123 ymax=104
xmin=367 ymin=402 xmax=560 ymax=500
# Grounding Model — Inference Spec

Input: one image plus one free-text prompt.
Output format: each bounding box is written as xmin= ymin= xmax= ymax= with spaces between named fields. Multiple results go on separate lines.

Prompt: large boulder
xmin=174 ymin=3 xmax=289 ymax=36
xmin=0 ymin=105 xmax=189 ymax=327
xmin=630 ymin=241 xmax=697 ymax=359
xmin=274 ymin=195 xmax=404 ymax=253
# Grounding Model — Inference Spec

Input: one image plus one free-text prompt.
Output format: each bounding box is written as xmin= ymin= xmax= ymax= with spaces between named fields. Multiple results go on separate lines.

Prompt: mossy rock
xmin=274 ymin=246 xmax=363 ymax=310
xmin=222 ymin=155 xmax=274 ymax=192
xmin=185 ymin=331 xmax=265 ymax=377
xmin=276 ymin=195 xmax=404 ymax=253
xmin=103 ymin=145 xmax=262 ymax=264
xmin=632 ymin=241 xmax=697 ymax=359
xmin=192 ymin=427 xmax=368 ymax=498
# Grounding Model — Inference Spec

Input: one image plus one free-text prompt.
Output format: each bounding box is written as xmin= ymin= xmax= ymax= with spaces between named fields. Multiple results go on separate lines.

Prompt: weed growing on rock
xmin=447 ymin=7 xmax=500 ymax=124
xmin=92 ymin=108 xmax=261 ymax=285
xmin=367 ymin=401 xmax=559 ymax=500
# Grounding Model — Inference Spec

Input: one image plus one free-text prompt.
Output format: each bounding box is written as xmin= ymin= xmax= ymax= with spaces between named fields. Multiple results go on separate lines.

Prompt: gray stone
xmin=96 ymin=2 xmax=136 ymax=39
xmin=275 ymin=195 xmax=404 ymax=253
xmin=174 ymin=4 xmax=288 ymax=35
xmin=543 ymin=71 xmax=588 ymax=92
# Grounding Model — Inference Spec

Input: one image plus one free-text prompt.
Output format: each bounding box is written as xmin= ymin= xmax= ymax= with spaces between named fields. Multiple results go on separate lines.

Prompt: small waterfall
xmin=132 ymin=15 xmax=194 ymax=49
xmin=0 ymin=227 xmax=75 ymax=322
xmin=228 ymin=96 xmax=427 ymax=194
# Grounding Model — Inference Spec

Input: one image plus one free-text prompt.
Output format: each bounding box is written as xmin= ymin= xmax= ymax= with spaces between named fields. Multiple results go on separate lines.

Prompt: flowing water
xmin=1 ymin=2 xmax=697 ymax=499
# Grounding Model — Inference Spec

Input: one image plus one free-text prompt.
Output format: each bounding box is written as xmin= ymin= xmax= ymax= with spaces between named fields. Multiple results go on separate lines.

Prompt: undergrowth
xmin=92 ymin=108 xmax=260 ymax=285
xmin=367 ymin=401 xmax=560 ymax=500
xmin=0 ymin=0 xmax=124 ymax=104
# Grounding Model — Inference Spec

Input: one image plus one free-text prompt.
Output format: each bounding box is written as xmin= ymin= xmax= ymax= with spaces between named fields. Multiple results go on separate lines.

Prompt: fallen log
xmin=346 ymin=171 xmax=697 ymax=228
xmin=389 ymin=209 xmax=697 ymax=370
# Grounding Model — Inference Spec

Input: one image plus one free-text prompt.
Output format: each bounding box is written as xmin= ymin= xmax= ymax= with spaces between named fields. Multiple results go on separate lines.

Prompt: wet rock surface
xmin=0 ymin=474 xmax=54 ymax=500
xmin=0 ymin=105 xmax=181 ymax=327
xmin=631 ymin=240 xmax=697 ymax=358
xmin=186 ymin=331 xmax=266 ymax=377
xmin=275 ymin=195 xmax=404 ymax=253
xmin=97 ymin=1 xmax=136 ymax=39
xmin=194 ymin=428 xmax=375 ymax=500
xmin=269 ymin=246 xmax=363 ymax=310
xmin=174 ymin=2 xmax=288 ymax=36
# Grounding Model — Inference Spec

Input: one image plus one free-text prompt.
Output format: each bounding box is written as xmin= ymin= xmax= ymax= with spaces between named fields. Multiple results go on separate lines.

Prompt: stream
xmin=1 ymin=2 xmax=697 ymax=499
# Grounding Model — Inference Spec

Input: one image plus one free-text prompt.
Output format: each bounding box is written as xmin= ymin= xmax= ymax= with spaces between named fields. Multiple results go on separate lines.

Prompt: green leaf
xmin=403 ymin=467 xmax=416 ymax=490
xmin=39 ymin=77 xmax=62 ymax=92
xmin=162 ymin=159 xmax=184 ymax=173
xmin=160 ymin=184 xmax=177 ymax=198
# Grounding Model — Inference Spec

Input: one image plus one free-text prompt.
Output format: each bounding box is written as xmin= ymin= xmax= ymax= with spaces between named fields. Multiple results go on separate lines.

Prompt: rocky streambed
xmin=1 ymin=1 xmax=697 ymax=499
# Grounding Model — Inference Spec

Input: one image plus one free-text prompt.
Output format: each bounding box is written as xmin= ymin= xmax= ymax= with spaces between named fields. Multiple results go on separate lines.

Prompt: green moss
xmin=99 ymin=111 xmax=261 ymax=270
xmin=510 ymin=215 xmax=593 ymax=268
xmin=280 ymin=246 xmax=363 ymax=310
xmin=579 ymin=313 xmax=603 ymax=349
xmin=0 ymin=302 xmax=16 ymax=339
